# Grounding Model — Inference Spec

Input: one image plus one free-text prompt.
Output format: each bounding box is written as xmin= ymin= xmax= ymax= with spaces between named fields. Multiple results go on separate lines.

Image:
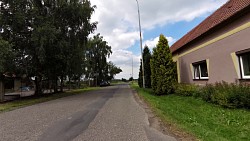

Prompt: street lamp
xmin=135 ymin=0 xmax=145 ymax=88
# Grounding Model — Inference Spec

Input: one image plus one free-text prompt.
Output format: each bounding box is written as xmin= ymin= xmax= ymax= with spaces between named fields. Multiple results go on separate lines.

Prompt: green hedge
xmin=174 ymin=82 xmax=250 ymax=109
xmin=174 ymin=83 xmax=200 ymax=97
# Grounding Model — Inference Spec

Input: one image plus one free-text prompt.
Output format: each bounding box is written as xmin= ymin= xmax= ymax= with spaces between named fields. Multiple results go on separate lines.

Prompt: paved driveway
xmin=0 ymin=84 xmax=177 ymax=141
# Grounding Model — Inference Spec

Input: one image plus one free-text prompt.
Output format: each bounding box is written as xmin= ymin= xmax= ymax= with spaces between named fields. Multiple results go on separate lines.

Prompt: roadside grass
xmin=0 ymin=87 xmax=100 ymax=113
xmin=110 ymin=80 xmax=133 ymax=85
xmin=131 ymin=83 xmax=250 ymax=141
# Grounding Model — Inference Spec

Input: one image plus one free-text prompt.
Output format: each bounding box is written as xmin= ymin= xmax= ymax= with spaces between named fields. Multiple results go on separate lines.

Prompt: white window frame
xmin=193 ymin=61 xmax=209 ymax=80
xmin=239 ymin=55 xmax=250 ymax=79
xmin=194 ymin=66 xmax=200 ymax=79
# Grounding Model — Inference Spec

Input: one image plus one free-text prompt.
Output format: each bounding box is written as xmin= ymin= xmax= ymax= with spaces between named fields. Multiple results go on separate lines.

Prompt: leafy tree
xmin=0 ymin=0 xmax=97 ymax=94
xmin=0 ymin=0 xmax=32 ymax=77
xmin=86 ymin=34 xmax=112 ymax=84
xmin=0 ymin=39 xmax=15 ymax=74
xmin=0 ymin=38 xmax=15 ymax=102
xmin=121 ymin=78 xmax=127 ymax=82
xmin=129 ymin=77 xmax=133 ymax=81
xmin=150 ymin=34 xmax=177 ymax=95
xmin=107 ymin=61 xmax=122 ymax=80
xmin=56 ymin=0 xmax=97 ymax=88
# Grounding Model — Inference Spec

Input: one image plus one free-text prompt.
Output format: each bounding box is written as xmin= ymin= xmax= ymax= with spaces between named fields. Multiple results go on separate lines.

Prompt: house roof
xmin=170 ymin=0 xmax=250 ymax=53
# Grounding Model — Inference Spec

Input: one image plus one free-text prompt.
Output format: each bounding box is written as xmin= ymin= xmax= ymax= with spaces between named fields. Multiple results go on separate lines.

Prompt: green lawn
xmin=0 ymin=87 xmax=99 ymax=113
xmin=131 ymin=84 xmax=250 ymax=141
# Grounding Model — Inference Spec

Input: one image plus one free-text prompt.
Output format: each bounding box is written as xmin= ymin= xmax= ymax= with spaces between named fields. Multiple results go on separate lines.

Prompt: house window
xmin=239 ymin=52 xmax=250 ymax=79
xmin=193 ymin=61 xmax=208 ymax=80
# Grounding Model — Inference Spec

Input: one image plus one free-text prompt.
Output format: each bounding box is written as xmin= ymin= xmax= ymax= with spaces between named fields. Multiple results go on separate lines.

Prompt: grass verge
xmin=0 ymin=87 xmax=99 ymax=113
xmin=131 ymin=83 xmax=250 ymax=141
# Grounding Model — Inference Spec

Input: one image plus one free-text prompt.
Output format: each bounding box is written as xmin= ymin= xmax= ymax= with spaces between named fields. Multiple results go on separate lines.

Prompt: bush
xmin=206 ymin=82 xmax=250 ymax=108
xmin=228 ymin=83 xmax=250 ymax=108
xmin=174 ymin=83 xmax=201 ymax=97
xmin=199 ymin=84 xmax=214 ymax=102
xmin=175 ymin=82 xmax=250 ymax=109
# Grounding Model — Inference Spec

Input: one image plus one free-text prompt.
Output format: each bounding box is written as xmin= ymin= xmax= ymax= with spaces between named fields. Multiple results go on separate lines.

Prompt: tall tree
xmin=138 ymin=45 xmax=152 ymax=88
xmin=0 ymin=38 xmax=15 ymax=102
xmin=138 ymin=60 xmax=143 ymax=87
xmin=150 ymin=34 xmax=177 ymax=95
xmin=143 ymin=46 xmax=152 ymax=88
xmin=86 ymin=34 xmax=112 ymax=84
xmin=0 ymin=0 xmax=33 ymax=76
xmin=0 ymin=0 xmax=32 ymax=100
xmin=0 ymin=0 xmax=97 ymax=94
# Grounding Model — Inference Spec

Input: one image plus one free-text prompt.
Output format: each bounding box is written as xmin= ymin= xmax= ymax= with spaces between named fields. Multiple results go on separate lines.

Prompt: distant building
xmin=170 ymin=0 xmax=250 ymax=84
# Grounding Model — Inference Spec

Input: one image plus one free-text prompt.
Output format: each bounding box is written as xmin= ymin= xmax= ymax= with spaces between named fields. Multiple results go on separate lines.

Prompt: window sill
xmin=193 ymin=79 xmax=209 ymax=81
xmin=238 ymin=79 xmax=250 ymax=81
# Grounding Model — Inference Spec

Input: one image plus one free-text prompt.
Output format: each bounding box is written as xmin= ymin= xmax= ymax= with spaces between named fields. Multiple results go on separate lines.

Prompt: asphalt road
xmin=0 ymin=84 xmax=177 ymax=141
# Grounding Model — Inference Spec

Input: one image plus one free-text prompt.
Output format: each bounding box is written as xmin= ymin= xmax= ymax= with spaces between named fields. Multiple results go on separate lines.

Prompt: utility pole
xmin=126 ymin=53 xmax=134 ymax=82
xmin=131 ymin=55 xmax=134 ymax=83
xmin=135 ymin=0 xmax=145 ymax=88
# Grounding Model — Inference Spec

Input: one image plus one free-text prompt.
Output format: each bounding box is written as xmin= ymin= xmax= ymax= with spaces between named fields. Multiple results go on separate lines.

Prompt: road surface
xmin=0 ymin=84 xmax=177 ymax=141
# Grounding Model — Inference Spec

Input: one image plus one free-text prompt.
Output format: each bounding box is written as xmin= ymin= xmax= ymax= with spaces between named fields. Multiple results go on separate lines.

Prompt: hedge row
xmin=174 ymin=82 xmax=250 ymax=109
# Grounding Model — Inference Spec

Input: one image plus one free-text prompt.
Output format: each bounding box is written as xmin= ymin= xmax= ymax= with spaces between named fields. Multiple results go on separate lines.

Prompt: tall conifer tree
xmin=150 ymin=34 xmax=177 ymax=95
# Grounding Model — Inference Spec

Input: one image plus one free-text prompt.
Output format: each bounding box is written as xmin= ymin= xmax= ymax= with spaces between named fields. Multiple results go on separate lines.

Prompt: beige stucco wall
xmin=174 ymin=12 xmax=250 ymax=84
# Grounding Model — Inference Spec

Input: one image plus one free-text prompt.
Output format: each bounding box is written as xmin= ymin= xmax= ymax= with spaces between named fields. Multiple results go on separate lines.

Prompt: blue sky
xmin=129 ymin=17 xmax=207 ymax=54
xmin=90 ymin=0 xmax=228 ymax=79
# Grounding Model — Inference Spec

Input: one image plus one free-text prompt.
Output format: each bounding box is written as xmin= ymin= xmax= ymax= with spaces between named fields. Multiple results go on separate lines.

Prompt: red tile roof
xmin=170 ymin=0 xmax=250 ymax=53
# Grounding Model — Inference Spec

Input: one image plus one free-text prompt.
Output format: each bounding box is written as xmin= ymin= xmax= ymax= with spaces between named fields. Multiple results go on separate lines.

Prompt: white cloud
xmin=139 ymin=0 xmax=228 ymax=29
xmin=108 ymin=50 xmax=141 ymax=79
xmin=143 ymin=36 xmax=176 ymax=50
xmin=105 ymin=29 xmax=139 ymax=50
xmin=90 ymin=0 xmax=228 ymax=79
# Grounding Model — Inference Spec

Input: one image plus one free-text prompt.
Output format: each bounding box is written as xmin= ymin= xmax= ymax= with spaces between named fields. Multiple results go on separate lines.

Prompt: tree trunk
xmin=35 ymin=76 xmax=42 ymax=95
xmin=0 ymin=80 xmax=4 ymax=102
xmin=50 ymin=80 xmax=52 ymax=93
xmin=88 ymin=78 xmax=90 ymax=87
xmin=78 ymin=77 xmax=80 ymax=89
xmin=53 ymin=78 xmax=58 ymax=93
xmin=95 ymin=77 xmax=97 ymax=87
xmin=69 ymin=77 xmax=71 ymax=90
xmin=60 ymin=75 xmax=63 ymax=92
xmin=74 ymin=79 xmax=77 ymax=89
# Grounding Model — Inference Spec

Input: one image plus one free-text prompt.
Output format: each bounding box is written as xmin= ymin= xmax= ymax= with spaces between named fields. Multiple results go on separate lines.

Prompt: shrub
xmin=174 ymin=83 xmax=200 ymax=97
xmin=175 ymin=82 xmax=250 ymax=109
xmin=209 ymin=82 xmax=250 ymax=108
xmin=210 ymin=82 xmax=230 ymax=107
xmin=230 ymin=83 xmax=250 ymax=108
xmin=200 ymin=84 xmax=214 ymax=102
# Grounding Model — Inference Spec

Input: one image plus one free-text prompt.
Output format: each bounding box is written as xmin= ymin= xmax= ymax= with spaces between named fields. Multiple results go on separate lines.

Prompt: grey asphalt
xmin=0 ymin=84 xmax=177 ymax=141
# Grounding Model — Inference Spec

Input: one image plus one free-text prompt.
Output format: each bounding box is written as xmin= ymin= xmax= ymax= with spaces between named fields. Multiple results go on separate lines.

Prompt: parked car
xmin=20 ymin=86 xmax=30 ymax=91
xmin=99 ymin=81 xmax=110 ymax=87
